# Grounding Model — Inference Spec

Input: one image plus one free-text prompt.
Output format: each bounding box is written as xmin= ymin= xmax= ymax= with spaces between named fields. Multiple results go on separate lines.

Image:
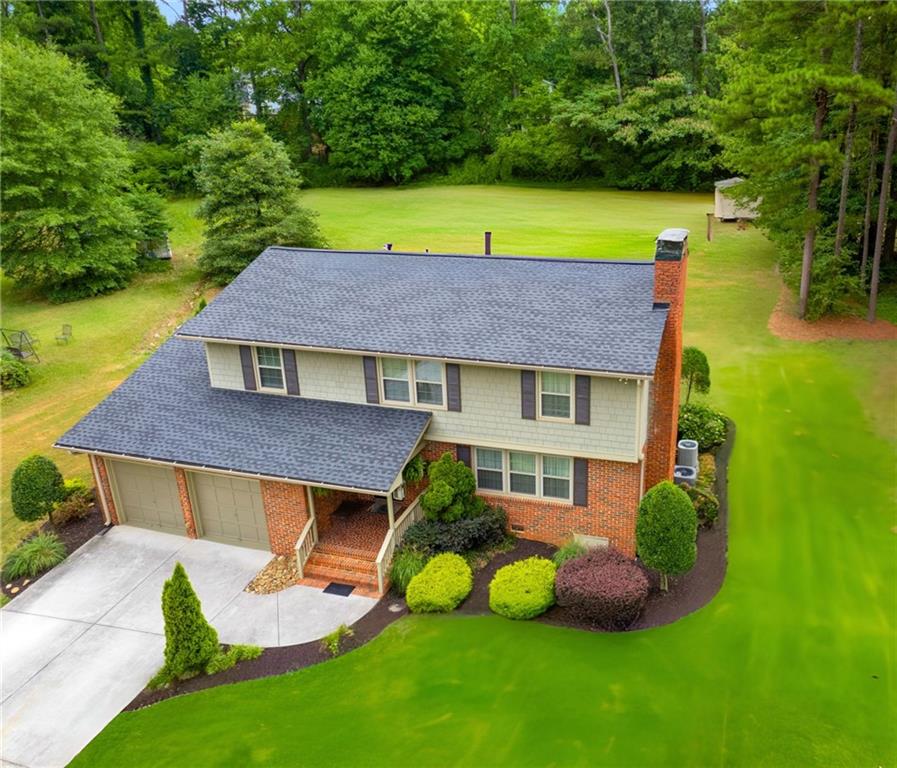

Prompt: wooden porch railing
xmin=374 ymin=495 xmax=424 ymax=594
xmin=294 ymin=516 xmax=319 ymax=579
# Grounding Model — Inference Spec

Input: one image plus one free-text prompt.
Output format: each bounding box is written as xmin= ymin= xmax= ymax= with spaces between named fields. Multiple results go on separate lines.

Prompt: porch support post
xmin=386 ymin=493 xmax=395 ymax=531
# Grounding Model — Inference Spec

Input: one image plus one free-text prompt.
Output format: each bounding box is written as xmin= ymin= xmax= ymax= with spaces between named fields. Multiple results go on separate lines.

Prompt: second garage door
xmin=190 ymin=473 xmax=270 ymax=550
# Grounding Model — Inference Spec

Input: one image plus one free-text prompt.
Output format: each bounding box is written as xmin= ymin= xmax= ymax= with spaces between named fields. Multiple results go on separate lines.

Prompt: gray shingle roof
xmin=177 ymin=249 xmax=669 ymax=376
xmin=56 ymin=338 xmax=430 ymax=493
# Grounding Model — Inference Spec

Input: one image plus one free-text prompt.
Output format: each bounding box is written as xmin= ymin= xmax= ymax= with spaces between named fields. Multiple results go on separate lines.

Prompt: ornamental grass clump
xmin=405 ymin=553 xmax=473 ymax=613
xmin=552 ymin=540 xmax=587 ymax=568
xmin=489 ymin=556 xmax=557 ymax=620
xmin=389 ymin=547 xmax=428 ymax=596
xmin=555 ymin=547 xmax=649 ymax=630
xmin=2 ymin=532 xmax=67 ymax=581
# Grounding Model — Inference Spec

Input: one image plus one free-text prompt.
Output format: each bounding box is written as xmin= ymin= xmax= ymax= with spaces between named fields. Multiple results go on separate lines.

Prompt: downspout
xmin=90 ymin=454 xmax=112 ymax=525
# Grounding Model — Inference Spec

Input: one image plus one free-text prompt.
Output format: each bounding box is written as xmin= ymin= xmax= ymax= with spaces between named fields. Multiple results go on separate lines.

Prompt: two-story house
xmin=56 ymin=229 xmax=688 ymax=593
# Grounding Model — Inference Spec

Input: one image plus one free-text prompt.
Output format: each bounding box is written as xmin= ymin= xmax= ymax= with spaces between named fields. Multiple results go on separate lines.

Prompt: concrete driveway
xmin=1 ymin=526 xmax=377 ymax=768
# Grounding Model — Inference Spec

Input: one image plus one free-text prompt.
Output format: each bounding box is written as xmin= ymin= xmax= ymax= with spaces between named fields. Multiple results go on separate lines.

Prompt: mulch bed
xmin=125 ymin=423 xmax=735 ymax=710
xmin=2 ymin=504 xmax=107 ymax=601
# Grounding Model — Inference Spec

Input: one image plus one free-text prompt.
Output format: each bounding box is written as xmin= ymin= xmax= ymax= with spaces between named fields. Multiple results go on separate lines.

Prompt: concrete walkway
xmin=1 ymin=526 xmax=377 ymax=768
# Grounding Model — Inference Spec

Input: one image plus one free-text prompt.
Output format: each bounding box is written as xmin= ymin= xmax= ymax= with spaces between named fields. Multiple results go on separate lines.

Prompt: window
xmin=473 ymin=448 xmax=572 ymax=502
xmin=380 ymin=358 xmax=444 ymax=408
xmin=475 ymin=448 xmax=504 ymax=491
xmin=415 ymin=360 xmax=444 ymax=405
xmin=509 ymin=452 xmax=537 ymax=495
xmin=542 ymin=455 xmax=572 ymax=500
xmin=255 ymin=347 xmax=284 ymax=390
xmin=539 ymin=372 xmax=572 ymax=420
xmin=382 ymin=358 xmax=410 ymax=402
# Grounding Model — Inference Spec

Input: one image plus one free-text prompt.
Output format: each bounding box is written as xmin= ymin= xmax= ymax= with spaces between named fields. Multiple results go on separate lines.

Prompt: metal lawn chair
xmin=56 ymin=324 xmax=73 ymax=344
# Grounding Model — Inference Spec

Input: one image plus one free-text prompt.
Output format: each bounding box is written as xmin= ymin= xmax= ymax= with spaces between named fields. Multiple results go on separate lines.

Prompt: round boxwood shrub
xmin=405 ymin=553 xmax=473 ymax=613
xmin=11 ymin=454 xmax=66 ymax=522
xmin=636 ymin=480 xmax=698 ymax=591
xmin=489 ymin=556 xmax=557 ymax=620
xmin=678 ymin=403 xmax=727 ymax=449
xmin=1 ymin=352 xmax=30 ymax=390
xmin=555 ymin=547 xmax=649 ymax=630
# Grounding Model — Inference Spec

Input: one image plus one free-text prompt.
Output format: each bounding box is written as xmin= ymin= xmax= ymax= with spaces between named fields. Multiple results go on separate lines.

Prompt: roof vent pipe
xmin=484 ymin=231 xmax=492 ymax=255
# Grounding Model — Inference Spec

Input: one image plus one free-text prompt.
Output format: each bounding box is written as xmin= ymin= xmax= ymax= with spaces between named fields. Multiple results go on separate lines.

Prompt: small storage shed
xmin=714 ymin=178 xmax=759 ymax=221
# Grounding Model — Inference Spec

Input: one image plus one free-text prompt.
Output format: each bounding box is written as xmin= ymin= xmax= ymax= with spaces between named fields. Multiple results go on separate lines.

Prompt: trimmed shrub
xmin=390 ymin=547 xmax=428 ymax=596
xmin=1 ymin=352 xmax=30 ymax=390
xmin=406 ymin=553 xmax=473 ymax=613
xmin=678 ymin=403 xmax=727 ymax=449
xmin=553 ymin=540 xmax=587 ymax=568
xmin=402 ymin=506 xmax=507 ymax=556
xmin=636 ymin=481 xmax=698 ymax=590
xmin=320 ymin=624 xmax=354 ymax=657
xmin=159 ymin=563 xmax=220 ymax=681
xmin=11 ymin=455 xmax=66 ymax=522
xmin=489 ymin=557 xmax=557 ymax=620
xmin=2 ymin=532 xmax=67 ymax=580
xmin=555 ymin=547 xmax=649 ymax=630
xmin=63 ymin=477 xmax=90 ymax=498
xmin=420 ymin=453 xmax=479 ymax=522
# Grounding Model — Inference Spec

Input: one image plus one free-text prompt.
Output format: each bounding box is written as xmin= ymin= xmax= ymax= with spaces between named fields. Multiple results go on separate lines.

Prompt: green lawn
xmin=66 ymin=189 xmax=895 ymax=766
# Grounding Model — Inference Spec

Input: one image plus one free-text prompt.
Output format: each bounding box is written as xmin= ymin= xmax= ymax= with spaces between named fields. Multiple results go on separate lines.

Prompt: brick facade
xmin=90 ymin=456 xmax=119 ymax=525
xmin=644 ymin=243 xmax=688 ymax=491
xmin=260 ymin=480 xmax=310 ymax=555
xmin=173 ymin=468 xmax=198 ymax=538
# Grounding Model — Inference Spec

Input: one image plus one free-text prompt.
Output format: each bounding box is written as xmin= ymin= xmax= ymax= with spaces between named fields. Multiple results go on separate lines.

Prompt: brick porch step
xmin=303 ymin=550 xmax=380 ymax=591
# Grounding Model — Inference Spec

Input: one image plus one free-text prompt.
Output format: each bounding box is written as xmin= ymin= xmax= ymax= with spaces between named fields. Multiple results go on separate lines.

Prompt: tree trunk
xmin=592 ymin=0 xmax=622 ymax=105
xmin=833 ymin=19 xmax=863 ymax=261
xmin=89 ymin=0 xmax=105 ymax=47
xmin=860 ymin=131 xmax=879 ymax=287
xmin=510 ymin=0 xmax=519 ymax=99
xmin=798 ymin=86 xmax=829 ymax=319
xmin=686 ymin=374 xmax=693 ymax=404
xmin=35 ymin=0 xmax=50 ymax=42
xmin=867 ymin=86 xmax=897 ymax=322
xmin=128 ymin=0 xmax=157 ymax=140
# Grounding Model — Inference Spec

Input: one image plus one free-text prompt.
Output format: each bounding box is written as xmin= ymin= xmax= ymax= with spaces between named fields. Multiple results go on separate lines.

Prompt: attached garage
xmin=108 ymin=460 xmax=186 ymax=536
xmin=189 ymin=472 xmax=270 ymax=550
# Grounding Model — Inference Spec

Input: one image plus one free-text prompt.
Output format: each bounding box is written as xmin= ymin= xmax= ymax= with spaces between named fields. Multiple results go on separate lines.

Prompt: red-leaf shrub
xmin=555 ymin=547 xmax=649 ymax=630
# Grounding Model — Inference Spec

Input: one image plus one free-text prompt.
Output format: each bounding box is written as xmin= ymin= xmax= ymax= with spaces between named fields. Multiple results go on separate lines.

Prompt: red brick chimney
xmin=644 ymin=229 xmax=689 ymax=492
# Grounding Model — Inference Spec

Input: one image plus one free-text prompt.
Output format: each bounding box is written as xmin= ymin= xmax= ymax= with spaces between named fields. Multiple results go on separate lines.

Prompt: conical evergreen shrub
xmin=161 ymin=562 xmax=220 ymax=680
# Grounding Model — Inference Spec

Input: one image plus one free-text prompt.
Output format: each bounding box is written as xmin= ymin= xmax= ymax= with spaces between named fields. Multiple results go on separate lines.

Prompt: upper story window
xmin=255 ymin=346 xmax=285 ymax=390
xmin=380 ymin=357 xmax=445 ymax=408
xmin=539 ymin=372 xmax=572 ymax=421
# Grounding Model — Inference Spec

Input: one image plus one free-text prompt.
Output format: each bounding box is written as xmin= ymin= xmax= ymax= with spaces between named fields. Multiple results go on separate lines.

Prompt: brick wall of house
xmin=90 ymin=456 xmax=119 ymax=525
xmin=644 ymin=241 xmax=688 ymax=491
xmin=174 ymin=468 xmax=198 ymax=538
xmin=478 ymin=458 xmax=643 ymax=555
xmin=260 ymin=480 xmax=310 ymax=555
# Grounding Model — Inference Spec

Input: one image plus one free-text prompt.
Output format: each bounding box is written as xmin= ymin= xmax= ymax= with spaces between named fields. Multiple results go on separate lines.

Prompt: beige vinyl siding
xmin=202 ymin=344 xmax=639 ymax=460
xmin=206 ymin=342 xmax=245 ymax=390
xmin=427 ymin=365 xmax=639 ymax=461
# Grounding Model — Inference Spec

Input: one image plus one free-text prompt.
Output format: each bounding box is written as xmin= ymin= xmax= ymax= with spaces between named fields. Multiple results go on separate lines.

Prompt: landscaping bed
xmin=2 ymin=503 xmax=105 ymax=602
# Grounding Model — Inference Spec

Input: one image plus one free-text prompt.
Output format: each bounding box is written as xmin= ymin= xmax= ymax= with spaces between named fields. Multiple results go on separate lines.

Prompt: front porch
xmin=297 ymin=491 xmax=425 ymax=596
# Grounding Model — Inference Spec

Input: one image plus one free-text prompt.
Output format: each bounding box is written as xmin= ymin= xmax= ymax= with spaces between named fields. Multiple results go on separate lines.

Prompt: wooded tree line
xmin=1 ymin=0 xmax=896 ymax=316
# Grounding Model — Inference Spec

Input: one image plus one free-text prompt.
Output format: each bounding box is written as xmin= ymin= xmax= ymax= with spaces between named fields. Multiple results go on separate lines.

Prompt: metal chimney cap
xmin=656 ymin=228 xmax=689 ymax=242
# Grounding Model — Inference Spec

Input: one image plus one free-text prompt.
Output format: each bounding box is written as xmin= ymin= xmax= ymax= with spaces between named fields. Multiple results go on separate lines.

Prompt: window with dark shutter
xmin=456 ymin=445 xmax=472 ymax=468
xmin=573 ymin=458 xmax=588 ymax=507
xmin=446 ymin=364 xmax=462 ymax=412
xmin=520 ymin=370 xmax=536 ymax=420
xmin=239 ymin=346 xmax=257 ymax=391
xmin=575 ymin=375 xmax=591 ymax=425
xmin=283 ymin=348 xmax=300 ymax=396
xmin=362 ymin=357 xmax=380 ymax=403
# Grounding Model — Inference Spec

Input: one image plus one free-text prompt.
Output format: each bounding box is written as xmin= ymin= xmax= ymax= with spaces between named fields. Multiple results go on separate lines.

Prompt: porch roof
xmin=56 ymin=338 xmax=430 ymax=494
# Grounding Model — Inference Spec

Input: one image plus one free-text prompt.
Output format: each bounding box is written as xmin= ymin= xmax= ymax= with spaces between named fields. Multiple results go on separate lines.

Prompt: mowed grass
xmin=0 ymin=187 xmax=704 ymax=555
xmin=72 ymin=198 xmax=896 ymax=766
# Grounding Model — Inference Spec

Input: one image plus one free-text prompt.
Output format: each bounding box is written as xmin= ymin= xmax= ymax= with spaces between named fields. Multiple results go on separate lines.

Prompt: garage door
xmin=190 ymin=473 xmax=270 ymax=550
xmin=109 ymin=461 xmax=186 ymax=536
